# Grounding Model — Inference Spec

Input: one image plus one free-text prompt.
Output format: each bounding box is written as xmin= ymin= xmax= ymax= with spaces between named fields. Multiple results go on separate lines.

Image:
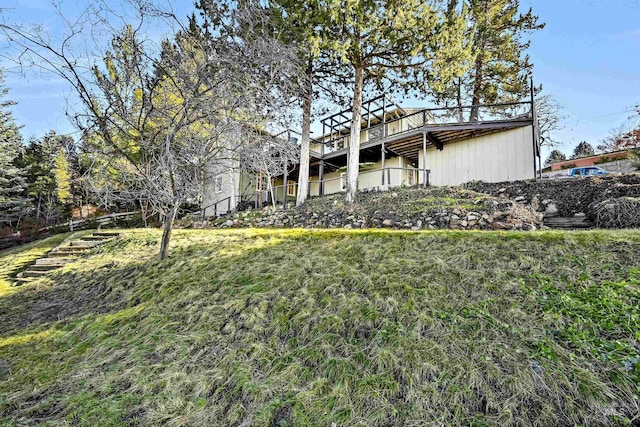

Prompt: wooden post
xmin=422 ymin=132 xmax=428 ymax=187
xmin=283 ymin=160 xmax=288 ymax=208
xmin=382 ymin=96 xmax=387 ymax=137
xmin=319 ymin=161 xmax=325 ymax=196
xmin=257 ymin=170 xmax=263 ymax=207
xmin=381 ymin=141 xmax=386 ymax=186
xmin=530 ymin=76 xmax=538 ymax=180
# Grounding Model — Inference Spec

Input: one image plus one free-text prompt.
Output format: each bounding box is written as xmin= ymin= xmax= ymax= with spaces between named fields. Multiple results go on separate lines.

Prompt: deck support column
xmin=381 ymin=141 xmax=386 ymax=186
xmin=422 ymin=132 xmax=428 ymax=187
xmin=282 ymin=159 xmax=288 ymax=208
xmin=319 ymin=160 xmax=325 ymax=196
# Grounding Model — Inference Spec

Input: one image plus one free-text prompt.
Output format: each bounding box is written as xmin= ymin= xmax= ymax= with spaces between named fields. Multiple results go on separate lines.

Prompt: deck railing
xmin=252 ymin=167 xmax=430 ymax=208
xmin=322 ymin=101 xmax=533 ymax=154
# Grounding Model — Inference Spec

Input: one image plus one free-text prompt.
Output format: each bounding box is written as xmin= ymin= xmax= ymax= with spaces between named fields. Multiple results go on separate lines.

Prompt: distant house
xmin=545 ymin=150 xmax=630 ymax=172
xmin=203 ymin=95 xmax=541 ymax=215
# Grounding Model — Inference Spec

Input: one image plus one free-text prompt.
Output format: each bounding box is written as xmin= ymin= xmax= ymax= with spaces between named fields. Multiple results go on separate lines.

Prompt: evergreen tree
xmin=0 ymin=70 xmax=30 ymax=227
xmin=544 ymin=149 xmax=566 ymax=167
xmin=16 ymin=131 xmax=76 ymax=223
xmin=430 ymin=0 xmax=544 ymax=120
xmin=54 ymin=148 xmax=72 ymax=204
xmin=571 ymin=141 xmax=595 ymax=159
xmin=303 ymin=0 xmax=461 ymax=203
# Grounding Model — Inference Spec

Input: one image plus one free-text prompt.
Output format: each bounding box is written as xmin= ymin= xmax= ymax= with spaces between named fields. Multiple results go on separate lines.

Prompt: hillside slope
xmin=1 ymin=229 xmax=639 ymax=426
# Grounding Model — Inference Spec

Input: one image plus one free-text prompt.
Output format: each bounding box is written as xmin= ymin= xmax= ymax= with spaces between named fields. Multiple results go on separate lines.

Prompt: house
xmin=202 ymin=95 xmax=540 ymax=216
xmin=544 ymin=150 xmax=631 ymax=174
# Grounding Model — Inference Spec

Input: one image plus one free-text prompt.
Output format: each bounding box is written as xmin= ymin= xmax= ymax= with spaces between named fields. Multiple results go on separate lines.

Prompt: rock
xmin=382 ymin=219 xmax=393 ymax=226
xmin=451 ymin=215 xmax=460 ymax=221
xmin=481 ymin=213 xmax=489 ymax=220
xmin=411 ymin=226 xmax=420 ymax=231
xmin=461 ymin=220 xmax=468 ymax=227
xmin=498 ymin=187 xmax=507 ymax=193
xmin=544 ymin=203 xmax=559 ymax=217
xmin=467 ymin=214 xmax=479 ymax=221
xmin=453 ymin=208 xmax=462 ymax=215
xmin=343 ymin=224 xmax=352 ymax=229
xmin=515 ymin=196 xmax=526 ymax=203
xmin=491 ymin=221 xmax=506 ymax=230
xmin=391 ymin=192 xmax=398 ymax=198
xmin=523 ymin=223 xmax=537 ymax=231
xmin=531 ymin=196 xmax=541 ymax=211
xmin=574 ymin=212 xmax=586 ymax=218
xmin=224 ymin=220 xmax=234 ymax=227
xmin=416 ymin=220 xmax=423 ymax=228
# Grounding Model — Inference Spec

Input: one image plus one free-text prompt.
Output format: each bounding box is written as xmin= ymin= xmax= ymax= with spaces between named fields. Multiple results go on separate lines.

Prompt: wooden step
xmin=544 ymin=216 xmax=593 ymax=229
xmin=28 ymin=264 xmax=63 ymax=272
xmin=21 ymin=270 xmax=51 ymax=278
xmin=35 ymin=258 xmax=73 ymax=266
xmin=50 ymin=247 xmax=90 ymax=255
xmin=12 ymin=277 xmax=34 ymax=285
xmin=93 ymin=232 xmax=120 ymax=237
xmin=80 ymin=235 xmax=113 ymax=241
xmin=69 ymin=240 xmax=102 ymax=247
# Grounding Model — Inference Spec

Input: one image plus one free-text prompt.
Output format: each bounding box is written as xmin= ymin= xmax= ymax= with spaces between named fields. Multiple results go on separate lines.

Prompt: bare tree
xmin=535 ymin=92 xmax=566 ymax=148
xmin=2 ymin=1 xmax=302 ymax=258
xmin=240 ymin=133 xmax=300 ymax=208
xmin=597 ymin=122 xmax=640 ymax=153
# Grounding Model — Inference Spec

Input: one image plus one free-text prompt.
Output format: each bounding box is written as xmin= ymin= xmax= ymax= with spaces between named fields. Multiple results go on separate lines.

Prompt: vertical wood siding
xmin=418 ymin=126 xmax=535 ymax=186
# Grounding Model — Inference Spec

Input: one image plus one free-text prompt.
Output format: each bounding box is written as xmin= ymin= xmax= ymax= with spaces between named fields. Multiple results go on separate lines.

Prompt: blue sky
xmin=1 ymin=0 xmax=639 ymax=158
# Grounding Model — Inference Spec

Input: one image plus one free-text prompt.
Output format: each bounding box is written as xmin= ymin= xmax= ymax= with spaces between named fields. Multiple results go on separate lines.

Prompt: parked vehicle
xmin=543 ymin=166 xmax=610 ymax=180
xmin=567 ymin=166 xmax=609 ymax=177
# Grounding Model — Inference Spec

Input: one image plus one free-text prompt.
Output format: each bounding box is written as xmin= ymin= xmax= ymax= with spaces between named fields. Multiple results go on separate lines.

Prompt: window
xmin=214 ymin=175 xmax=223 ymax=193
xmin=287 ymin=183 xmax=297 ymax=196
xmin=340 ymin=173 xmax=347 ymax=191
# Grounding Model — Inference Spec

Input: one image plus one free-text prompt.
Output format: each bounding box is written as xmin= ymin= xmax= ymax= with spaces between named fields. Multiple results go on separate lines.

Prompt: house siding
xmin=418 ymin=125 xmax=535 ymax=186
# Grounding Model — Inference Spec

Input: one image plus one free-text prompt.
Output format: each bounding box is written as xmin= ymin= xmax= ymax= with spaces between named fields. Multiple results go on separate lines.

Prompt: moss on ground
xmin=0 ymin=229 xmax=639 ymax=426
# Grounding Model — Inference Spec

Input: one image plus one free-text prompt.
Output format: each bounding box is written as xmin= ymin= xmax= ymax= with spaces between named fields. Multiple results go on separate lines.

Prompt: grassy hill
xmin=0 ymin=229 xmax=639 ymax=426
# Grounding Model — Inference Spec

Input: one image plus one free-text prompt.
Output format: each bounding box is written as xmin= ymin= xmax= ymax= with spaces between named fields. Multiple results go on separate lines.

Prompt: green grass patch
xmin=0 ymin=228 xmax=639 ymax=426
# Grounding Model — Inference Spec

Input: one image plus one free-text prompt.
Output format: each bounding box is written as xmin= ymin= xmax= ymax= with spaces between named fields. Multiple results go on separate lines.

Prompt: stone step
xmin=12 ymin=277 xmax=33 ymax=285
xmin=35 ymin=258 xmax=73 ymax=266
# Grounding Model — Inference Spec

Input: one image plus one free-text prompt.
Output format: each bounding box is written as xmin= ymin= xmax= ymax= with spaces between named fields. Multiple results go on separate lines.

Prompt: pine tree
xmin=571 ymin=141 xmax=595 ymax=159
xmin=306 ymin=0 xmax=458 ymax=203
xmin=0 ymin=70 xmax=30 ymax=227
xmin=544 ymin=149 xmax=566 ymax=167
xmin=430 ymin=0 xmax=544 ymax=120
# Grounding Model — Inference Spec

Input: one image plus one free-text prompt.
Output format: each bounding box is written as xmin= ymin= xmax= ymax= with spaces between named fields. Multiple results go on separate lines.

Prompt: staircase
xmin=14 ymin=231 xmax=120 ymax=284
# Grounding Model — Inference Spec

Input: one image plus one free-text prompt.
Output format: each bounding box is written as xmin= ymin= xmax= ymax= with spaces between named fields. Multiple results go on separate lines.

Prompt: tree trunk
xmin=159 ymin=206 xmax=178 ymax=260
xmin=456 ymin=77 xmax=464 ymax=122
xmin=346 ymin=65 xmax=364 ymax=203
xmin=469 ymin=56 xmax=483 ymax=121
xmin=296 ymin=61 xmax=313 ymax=207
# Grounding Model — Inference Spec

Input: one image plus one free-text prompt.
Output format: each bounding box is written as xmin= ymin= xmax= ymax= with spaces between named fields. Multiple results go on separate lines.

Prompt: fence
xmin=39 ymin=211 xmax=141 ymax=232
